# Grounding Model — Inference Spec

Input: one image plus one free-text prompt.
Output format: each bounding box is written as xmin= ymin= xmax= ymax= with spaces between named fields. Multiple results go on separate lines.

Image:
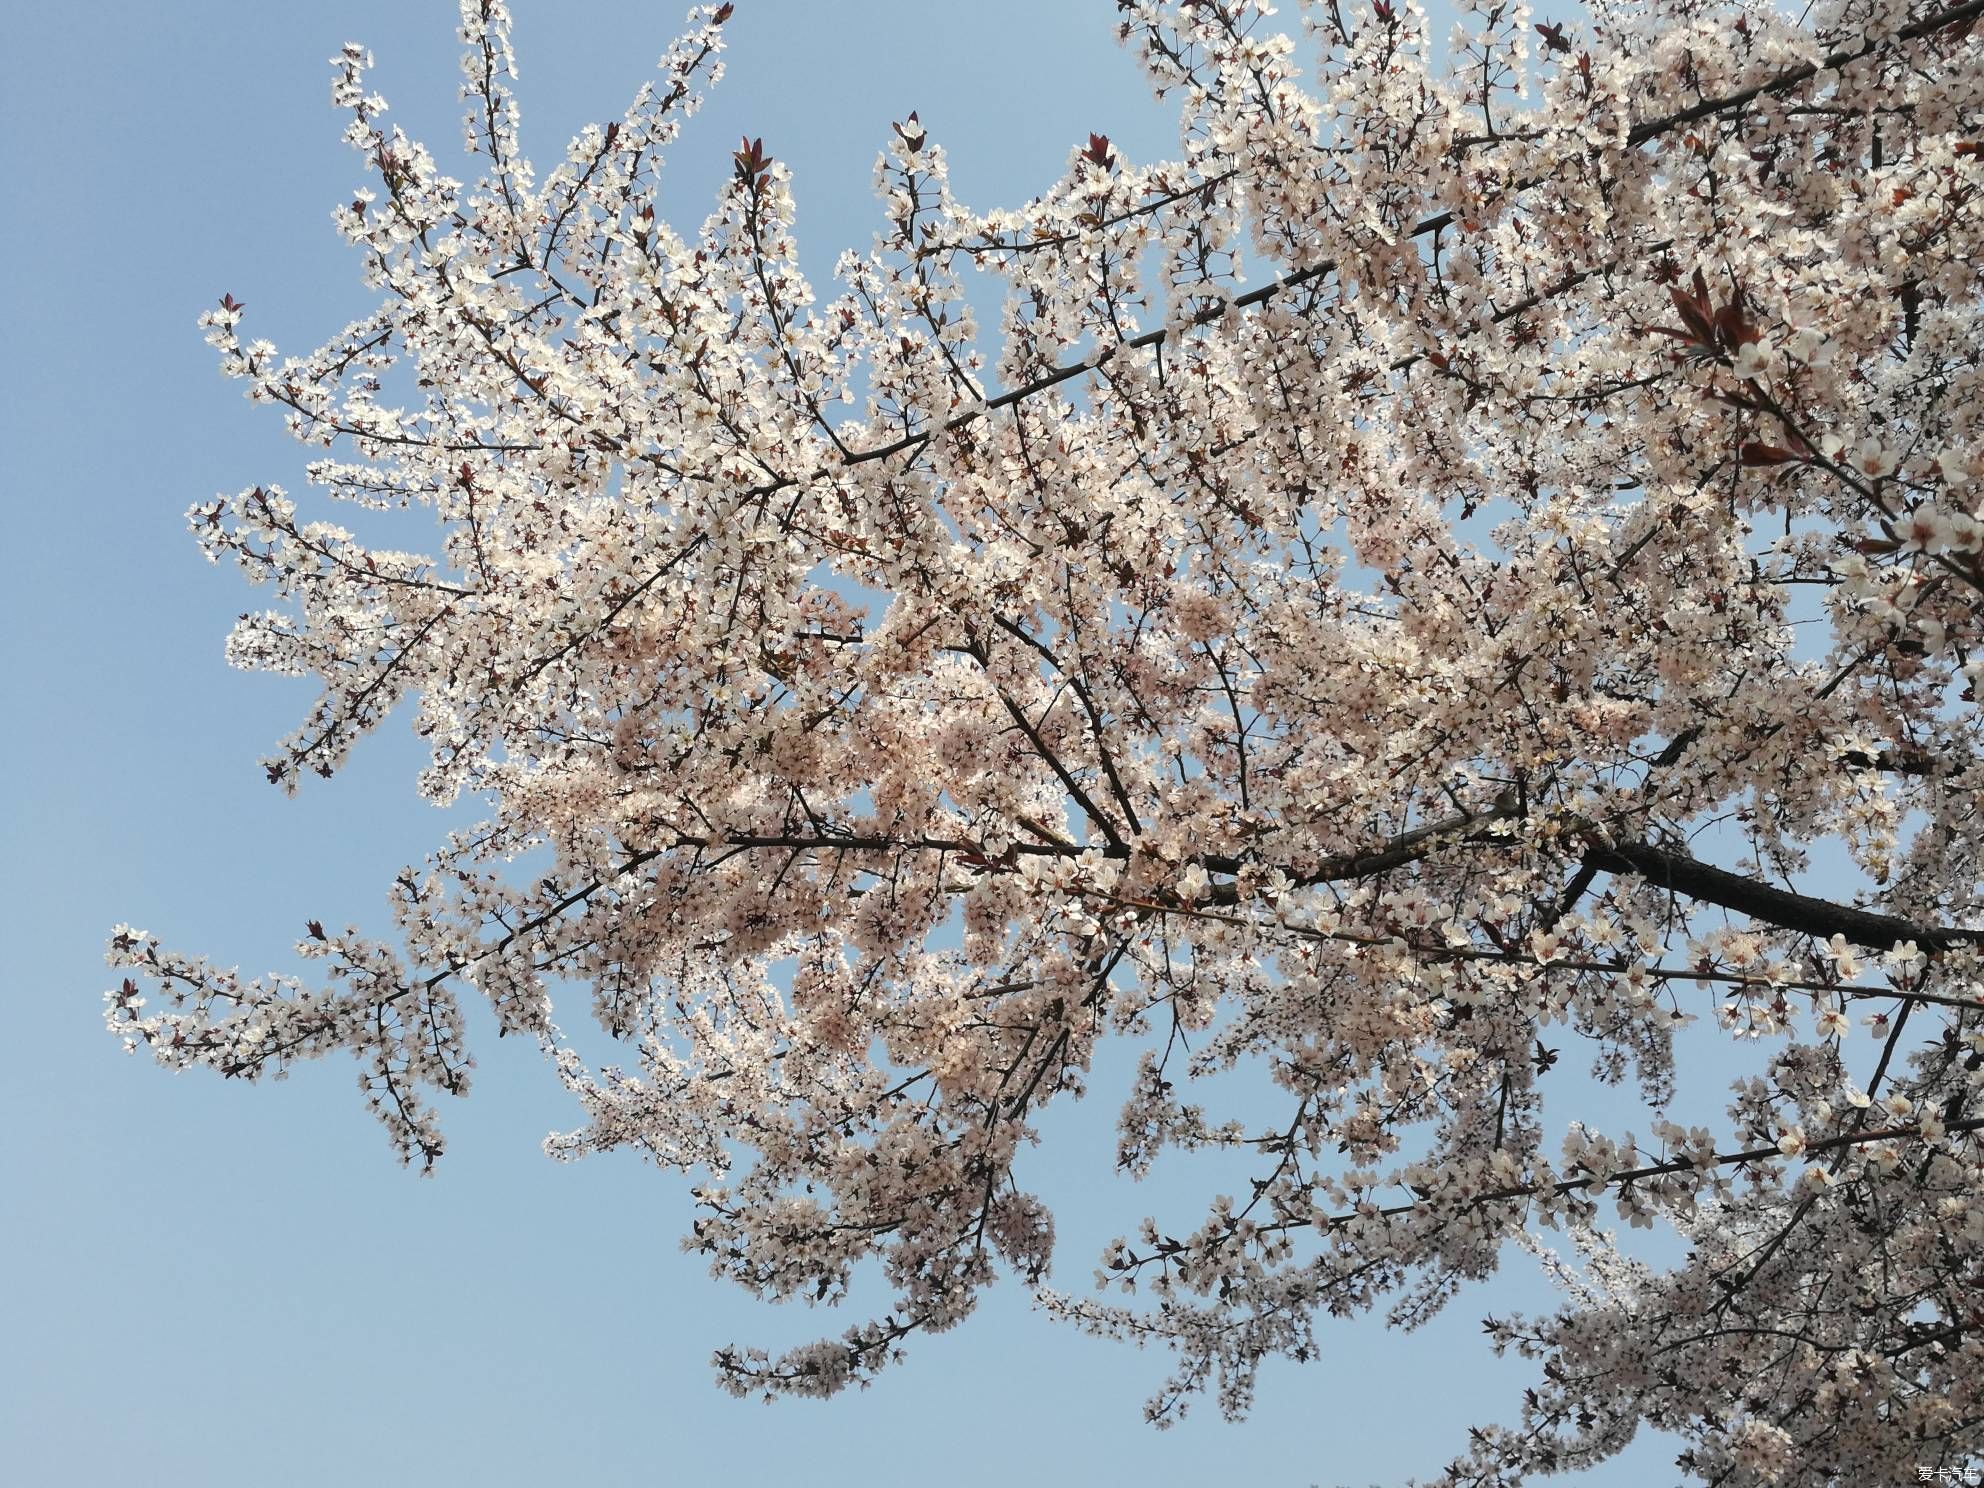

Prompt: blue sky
xmin=2 ymin=4 xmax=1678 ymax=1483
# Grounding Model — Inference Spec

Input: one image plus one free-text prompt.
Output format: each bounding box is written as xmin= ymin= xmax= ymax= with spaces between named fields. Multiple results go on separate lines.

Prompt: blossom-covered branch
xmin=110 ymin=0 xmax=1984 ymax=1480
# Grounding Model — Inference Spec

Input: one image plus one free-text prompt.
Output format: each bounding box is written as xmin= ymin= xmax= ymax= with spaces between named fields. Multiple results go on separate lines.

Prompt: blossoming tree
xmin=106 ymin=0 xmax=1984 ymax=1478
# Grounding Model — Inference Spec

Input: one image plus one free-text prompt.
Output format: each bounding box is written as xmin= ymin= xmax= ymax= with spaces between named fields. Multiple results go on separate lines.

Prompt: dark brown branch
xmin=1619 ymin=0 xmax=1984 ymax=146
xmin=1256 ymin=1116 xmax=1984 ymax=1240
xmin=1202 ymin=796 xmax=1519 ymax=901
xmin=1584 ymin=839 xmax=1984 ymax=953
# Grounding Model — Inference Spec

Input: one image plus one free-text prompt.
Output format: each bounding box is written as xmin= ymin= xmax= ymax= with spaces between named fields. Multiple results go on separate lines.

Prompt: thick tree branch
xmin=1584 ymin=839 xmax=1984 ymax=953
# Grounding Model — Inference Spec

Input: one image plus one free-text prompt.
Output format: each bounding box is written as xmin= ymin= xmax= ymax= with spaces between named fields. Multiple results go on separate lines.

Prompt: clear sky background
xmin=2 ymin=4 xmax=1685 ymax=1484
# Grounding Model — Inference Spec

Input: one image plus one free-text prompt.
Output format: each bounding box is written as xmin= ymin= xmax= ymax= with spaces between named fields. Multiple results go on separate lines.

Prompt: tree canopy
xmin=108 ymin=0 xmax=1984 ymax=1480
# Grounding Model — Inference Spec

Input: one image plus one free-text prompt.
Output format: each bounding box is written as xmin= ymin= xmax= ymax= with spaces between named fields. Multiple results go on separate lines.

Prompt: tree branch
xmin=1584 ymin=839 xmax=1984 ymax=953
